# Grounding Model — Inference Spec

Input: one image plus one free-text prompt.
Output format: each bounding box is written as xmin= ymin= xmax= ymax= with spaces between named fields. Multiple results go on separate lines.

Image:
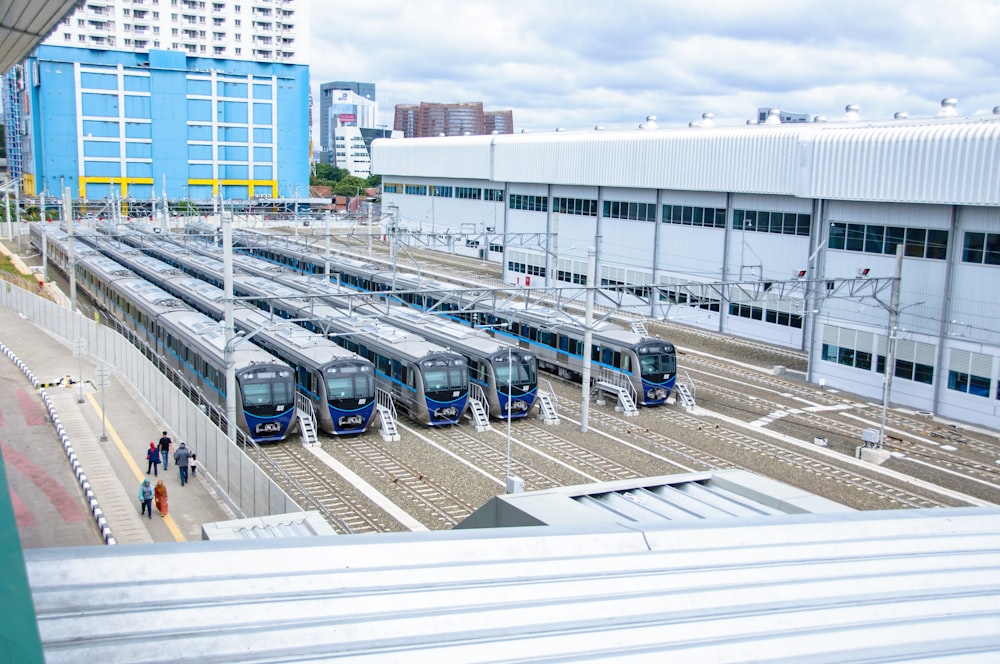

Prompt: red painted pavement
xmin=8 ymin=488 xmax=38 ymax=527
xmin=0 ymin=441 xmax=88 ymax=523
xmin=16 ymin=389 xmax=48 ymax=426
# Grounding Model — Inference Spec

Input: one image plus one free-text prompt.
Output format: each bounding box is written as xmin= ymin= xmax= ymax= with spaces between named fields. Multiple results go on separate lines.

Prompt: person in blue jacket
xmin=138 ymin=479 xmax=153 ymax=519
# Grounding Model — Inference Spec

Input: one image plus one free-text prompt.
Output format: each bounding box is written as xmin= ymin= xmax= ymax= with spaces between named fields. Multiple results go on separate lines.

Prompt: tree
xmin=333 ymin=175 xmax=368 ymax=197
xmin=310 ymin=163 xmax=350 ymax=188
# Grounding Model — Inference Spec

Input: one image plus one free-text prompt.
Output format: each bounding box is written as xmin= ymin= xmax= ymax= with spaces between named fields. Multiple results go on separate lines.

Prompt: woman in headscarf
xmin=145 ymin=441 xmax=160 ymax=476
xmin=154 ymin=479 xmax=168 ymax=517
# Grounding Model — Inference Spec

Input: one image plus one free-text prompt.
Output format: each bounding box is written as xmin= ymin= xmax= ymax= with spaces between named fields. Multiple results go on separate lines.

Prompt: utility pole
xmin=580 ymin=247 xmax=596 ymax=433
xmin=879 ymin=245 xmax=904 ymax=449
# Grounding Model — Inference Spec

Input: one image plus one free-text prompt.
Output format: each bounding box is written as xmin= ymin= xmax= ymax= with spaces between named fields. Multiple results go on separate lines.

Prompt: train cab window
xmin=326 ymin=375 xmax=353 ymax=399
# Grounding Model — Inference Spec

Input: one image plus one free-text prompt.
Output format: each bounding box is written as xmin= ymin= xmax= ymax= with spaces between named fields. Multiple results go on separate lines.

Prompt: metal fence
xmin=0 ymin=280 xmax=300 ymax=519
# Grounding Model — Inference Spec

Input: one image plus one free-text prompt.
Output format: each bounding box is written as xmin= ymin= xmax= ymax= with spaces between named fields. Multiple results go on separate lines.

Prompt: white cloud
xmin=308 ymin=0 xmax=1000 ymax=138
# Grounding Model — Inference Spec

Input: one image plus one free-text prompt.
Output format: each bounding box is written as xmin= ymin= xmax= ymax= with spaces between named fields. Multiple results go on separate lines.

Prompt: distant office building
xmin=319 ymin=81 xmax=376 ymax=160
xmin=3 ymin=0 xmax=310 ymax=200
xmin=393 ymin=102 xmax=514 ymax=138
xmin=756 ymin=108 xmax=811 ymax=124
xmin=485 ymin=110 xmax=514 ymax=135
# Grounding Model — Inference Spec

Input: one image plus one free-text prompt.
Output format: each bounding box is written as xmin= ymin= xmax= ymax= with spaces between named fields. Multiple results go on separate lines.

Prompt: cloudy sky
xmin=308 ymin=1 xmax=1000 ymax=136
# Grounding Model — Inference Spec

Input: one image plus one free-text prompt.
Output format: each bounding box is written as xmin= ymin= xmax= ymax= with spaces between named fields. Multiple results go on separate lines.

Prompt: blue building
xmin=10 ymin=45 xmax=309 ymax=201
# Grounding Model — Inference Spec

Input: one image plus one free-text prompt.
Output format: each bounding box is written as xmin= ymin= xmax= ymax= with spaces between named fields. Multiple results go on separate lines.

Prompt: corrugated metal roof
xmin=25 ymin=506 xmax=1000 ymax=662
xmin=201 ymin=511 xmax=337 ymax=540
xmin=457 ymin=469 xmax=852 ymax=529
xmin=372 ymin=115 xmax=1000 ymax=205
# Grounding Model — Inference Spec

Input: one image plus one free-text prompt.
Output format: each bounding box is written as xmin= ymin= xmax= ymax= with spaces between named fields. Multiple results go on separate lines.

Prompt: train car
xmin=479 ymin=305 xmax=676 ymax=406
xmin=89 ymin=240 xmax=378 ymax=436
xmin=34 ymin=228 xmax=297 ymax=443
xmin=378 ymin=307 xmax=537 ymax=420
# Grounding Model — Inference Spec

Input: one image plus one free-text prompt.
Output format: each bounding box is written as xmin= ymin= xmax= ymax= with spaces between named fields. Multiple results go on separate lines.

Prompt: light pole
xmin=505 ymin=345 xmax=513 ymax=492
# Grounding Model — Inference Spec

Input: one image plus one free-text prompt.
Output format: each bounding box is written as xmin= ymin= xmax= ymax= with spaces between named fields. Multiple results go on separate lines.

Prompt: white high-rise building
xmin=333 ymin=126 xmax=372 ymax=177
xmin=44 ymin=0 xmax=309 ymax=63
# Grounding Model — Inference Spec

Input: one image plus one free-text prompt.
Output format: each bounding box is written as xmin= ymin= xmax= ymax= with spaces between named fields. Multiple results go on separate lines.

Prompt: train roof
xmin=384 ymin=308 xmax=518 ymax=358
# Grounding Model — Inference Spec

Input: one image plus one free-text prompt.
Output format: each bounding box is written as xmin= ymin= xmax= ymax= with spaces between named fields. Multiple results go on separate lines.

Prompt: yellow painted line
xmin=84 ymin=392 xmax=187 ymax=542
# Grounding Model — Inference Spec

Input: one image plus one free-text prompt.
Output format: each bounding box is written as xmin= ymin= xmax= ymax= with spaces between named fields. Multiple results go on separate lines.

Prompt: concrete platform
xmin=0 ymin=306 xmax=235 ymax=548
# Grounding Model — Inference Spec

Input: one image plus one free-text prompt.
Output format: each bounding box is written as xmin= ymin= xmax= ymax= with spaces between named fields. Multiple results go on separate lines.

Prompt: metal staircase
xmin=467 ymin=384 xmax=491 ymax=432
xmin=294 ymin=393 xmax=319 ymax=446
xmin=536 ymin=391 xmax=559 ymax=425
xmin=376 ymin=388 xmax=400 ymax=441
xmin=593 ymin=367 xmax=638 ymax=416
xmin=674 ymin=369 xmax=697 ymax=411
xmin=629 ymin=319 xmax=649 ymax=337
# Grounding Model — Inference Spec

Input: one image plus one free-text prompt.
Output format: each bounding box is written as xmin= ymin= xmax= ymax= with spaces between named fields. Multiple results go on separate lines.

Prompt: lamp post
xmin=505 ymin=344 xmax=513 ymax=492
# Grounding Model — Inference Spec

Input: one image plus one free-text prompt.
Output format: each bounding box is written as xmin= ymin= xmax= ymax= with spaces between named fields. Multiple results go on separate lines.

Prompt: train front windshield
xmin=239 ymin=369 xmax=295 ymax=414
xmin=493 ymin=352 xmax=537 ymax=394
xmin=422 ymin=360 xmax=468 ymax=394
xmin=326 ymin=367 xmax=375 ymax=402
xmin=637 ymin=343 xmax=677 ymax=378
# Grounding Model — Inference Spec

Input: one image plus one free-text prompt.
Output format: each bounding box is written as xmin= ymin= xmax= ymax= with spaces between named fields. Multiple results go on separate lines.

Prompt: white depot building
xmin=373 ymin=101 xmax=1000 ymax=430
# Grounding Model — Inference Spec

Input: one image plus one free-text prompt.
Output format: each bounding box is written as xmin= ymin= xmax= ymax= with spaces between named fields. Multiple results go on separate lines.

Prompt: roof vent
xmin=994 ymin=106 xmax=1000 ymax=115
xmin=764 ymin=108 xmax=782 ymax=125
xmin=813 ymin=116 xmax=827 ymax=123
xmin=937 ymin=98 xmax=958 ymax=117
xmin=893 ymin=111 xmax=909 ymax=120
xmin=594 ymin=125 xmax=605 ymax=131
xmin=555 ymin=127 xmax=565 ymax=132
xmin=844 ymin=104 xmax=861 ymax=121
xmin=639 ymin=115 xmax=658 ymax=130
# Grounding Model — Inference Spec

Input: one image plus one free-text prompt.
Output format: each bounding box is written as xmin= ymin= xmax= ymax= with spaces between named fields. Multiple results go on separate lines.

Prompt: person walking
xmin=145 ymin=442 xmax=160 ymax=476
xmin=154 ymin=479 xmax=169 ymax=517
xmin=173 ymin=441 xmax=192 ymax=486
xmin=158 ymin=431 xmax=172 ymax=470
xmin=189 ymin=452 xmax=198 ymax=479
xmin=138 ymin=479 xmax=153 ymax=519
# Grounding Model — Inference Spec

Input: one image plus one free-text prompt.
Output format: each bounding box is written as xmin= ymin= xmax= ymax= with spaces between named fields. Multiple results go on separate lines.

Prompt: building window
xmin=403 ymin=184 xmax=427 ymax=195
xmin=509 ymin=194 xmax=547 ymax=212
xmin=429 ymin=185 xmax=452 ymax=197
xmin=662 ymin=204 xmax=727 ymax=228
xmin=604 ymin=200 xmax=656 ymax=222
xmin=553 ymin=197 xmax=597 ymax=216
xmin=947 ymin=349 xmax=992 ymax=397
xmin=734 ymin=209 xmax=811 ymax=236
xmin=484 ymin=188 xmax=503 ymax=202
xmin=455 ymin=187 xmax=481 ymax=200
xmin=830 ymin=222 xmax=948 ymax=259
xmin=821 ymin=325 xmax=874 ymax=370
xmin=962 ymin=232 xmax=1000 ymax=265
xmin=876 ymin=338 xmax=935 ymax=385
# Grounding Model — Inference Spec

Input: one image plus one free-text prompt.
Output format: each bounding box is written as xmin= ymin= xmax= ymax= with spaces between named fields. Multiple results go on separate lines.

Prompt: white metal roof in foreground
xmin=26 ymin=506 xmax=1000 ymax=663
xmin=0 ymin=0 xmax=80 ymax=74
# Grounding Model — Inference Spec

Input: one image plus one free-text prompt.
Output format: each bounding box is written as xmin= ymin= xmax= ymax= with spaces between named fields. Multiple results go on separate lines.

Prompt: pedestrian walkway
xmin=0 ymin=306 xmax=235 ymax=548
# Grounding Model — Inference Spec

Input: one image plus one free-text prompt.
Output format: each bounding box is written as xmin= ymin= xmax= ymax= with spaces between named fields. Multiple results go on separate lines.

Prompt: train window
xmin=424 ymin=368 xmax=447 ymax=391
xmin=326 ymin=375 xmax=353 ymax=399
xmin=242 ymin=382 xmax=271 ymax=406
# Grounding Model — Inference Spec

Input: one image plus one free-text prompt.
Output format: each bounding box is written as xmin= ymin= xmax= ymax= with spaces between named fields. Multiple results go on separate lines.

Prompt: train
xmin=223 ymin=228 xmax=677 ymax=406
xmin=81 ymin=237 xmax=378 ymax=436
xmin=31 ymin=224 xmax=298 ymax=443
